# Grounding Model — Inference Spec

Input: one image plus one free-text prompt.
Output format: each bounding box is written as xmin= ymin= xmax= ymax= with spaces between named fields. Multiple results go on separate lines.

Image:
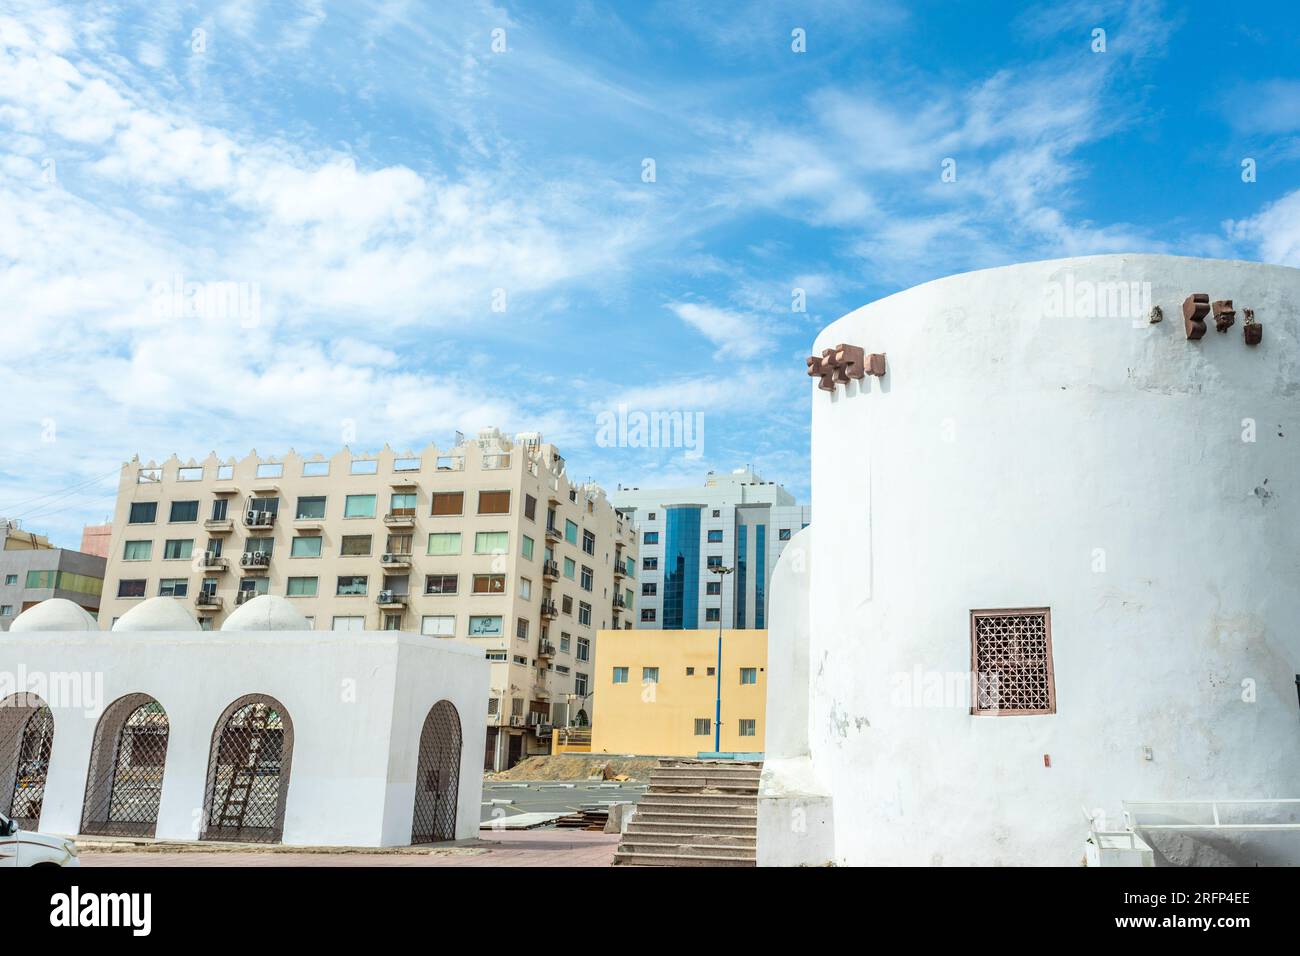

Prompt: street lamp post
xmin=708 ymin=565 xmax=733 ymax=755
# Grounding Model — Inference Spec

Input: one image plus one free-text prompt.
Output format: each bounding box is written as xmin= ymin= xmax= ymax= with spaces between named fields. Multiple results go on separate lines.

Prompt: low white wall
xmin=0 ymin=631 xmax=487 ymax=847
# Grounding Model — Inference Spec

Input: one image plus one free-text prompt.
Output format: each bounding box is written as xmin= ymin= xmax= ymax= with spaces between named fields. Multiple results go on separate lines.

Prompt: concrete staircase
xmin=614 ymin=758 xmax=760 ymax=866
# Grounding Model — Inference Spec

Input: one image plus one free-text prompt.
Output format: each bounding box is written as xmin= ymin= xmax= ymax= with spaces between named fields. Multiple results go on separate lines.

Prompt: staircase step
xmin=637 ymin=799 xmax=755 ymax=814
xmin=626 ymin=820 xmax=756 ymax=836
xmin=620 ymin=841 xmax=756 ymax=859
xmin=635 ymin=810 xmax=756 ymax=825
xmin=614 ymin=850 xmax=755 ymax=867
xmin=618 ymin=832 xmax=756 ymax=848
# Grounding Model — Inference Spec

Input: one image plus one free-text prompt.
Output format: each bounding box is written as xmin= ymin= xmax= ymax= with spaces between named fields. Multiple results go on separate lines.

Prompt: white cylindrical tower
xmin=804 ymin=254 xmax=1300 ymax=865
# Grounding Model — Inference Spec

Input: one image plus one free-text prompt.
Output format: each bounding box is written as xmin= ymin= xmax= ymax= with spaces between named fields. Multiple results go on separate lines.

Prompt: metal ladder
xmin=216 ymin=706 xmax=268 ymax=831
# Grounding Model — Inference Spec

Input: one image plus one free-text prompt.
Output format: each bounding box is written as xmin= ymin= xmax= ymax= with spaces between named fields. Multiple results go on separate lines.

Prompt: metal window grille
xmin=201 ymin=698 xmax=292 ymax=843
xmin=80 ymin=696 xmax=170 ymax=837
xmin=970 ymin=608 xmax=1055 ymax=715
xmin=3 ymin=704 xmax=53 ymax=829
xmin=411 ymin=701 xmax=462 ymax=844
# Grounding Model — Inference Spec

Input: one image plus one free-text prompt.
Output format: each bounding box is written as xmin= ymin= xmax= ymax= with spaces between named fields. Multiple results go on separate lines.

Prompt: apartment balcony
xmin=235 ymin=590 xmax=259 ymax=605
xmin=196 ymin=553 xmax=229 ymax=572
xmin=547 ymin=489 xmax=562 ymax=506
xmin=542 ymin=560 xmax=560 ymax=581
xmin=383 ymin=510 xmax=416 ymax=528
xmin=389 ymin=476 xmax=419 ymax=489
xmin=293 ymin=517 xmax=324 ymax=532
xmin=532 ymin=721 xmax=553 ymax=739
xmin=242 ymin=509 xmax=276 ymax=529
xmin=612 ymin=595 xmax=627 ymax=610
xmin=381 ymin=552 xmax=413 ymax=568
xmin=538 ymin=641 xmax=556 ymax=659
xmin=544 ymin=525 xmax=562 ymax=543
xmin=195 ymin=592 xmax=223 ymax=609
xmin=203 ymin=518 xmax=234 ymax=533
xmin=239 ymin=551 xmax=271 ymax=572
xmin=377 ymin=591 xmax=408 ymax=608
xmin=508 ymin=714 xmax=528 ymax=728
xmin=540 ymin=601 xmax=558 ymax=621
xmin=613 ymin=562 xmax=626 ymax=581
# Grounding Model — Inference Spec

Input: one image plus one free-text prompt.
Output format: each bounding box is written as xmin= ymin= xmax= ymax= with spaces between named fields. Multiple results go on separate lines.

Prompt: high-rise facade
xmin=611 ymin=468 xmax=809 ymax=630
xmin=0 ymin=520 xmax=106 ymax=630
xmin=97 ymin=428 xmax=638 ymax=770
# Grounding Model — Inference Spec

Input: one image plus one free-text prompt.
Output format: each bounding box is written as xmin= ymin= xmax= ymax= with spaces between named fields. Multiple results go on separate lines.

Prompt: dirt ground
xmin=485 ymin=753 xmax=661 ymax=782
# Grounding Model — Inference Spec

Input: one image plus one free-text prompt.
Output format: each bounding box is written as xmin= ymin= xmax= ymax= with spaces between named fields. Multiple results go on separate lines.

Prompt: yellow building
xmin=592 ymin=629 xmax=766 ymax=756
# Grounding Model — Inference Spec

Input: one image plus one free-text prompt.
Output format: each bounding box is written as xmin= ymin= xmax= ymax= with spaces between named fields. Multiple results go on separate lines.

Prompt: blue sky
xmin=2 ymin=0 xmax=1299 ymax=547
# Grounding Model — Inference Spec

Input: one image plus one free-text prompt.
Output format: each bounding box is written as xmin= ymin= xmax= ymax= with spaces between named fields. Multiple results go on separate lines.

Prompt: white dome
xmin=8 ymin=598 xmax=99 ymax=633
xmin=112 ymin=597 xmax=201 ymax=632
xmin=220 ymin=594 xmax=312 ymax=632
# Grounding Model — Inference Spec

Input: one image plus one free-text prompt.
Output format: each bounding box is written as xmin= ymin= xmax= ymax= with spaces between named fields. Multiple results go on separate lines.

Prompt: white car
xmin=0 ymin=813 xmax=80 ymax=867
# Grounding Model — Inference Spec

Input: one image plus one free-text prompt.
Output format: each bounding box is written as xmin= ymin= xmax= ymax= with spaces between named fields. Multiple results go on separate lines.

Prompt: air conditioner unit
xmin=509 ymin=715 xmax=527 ymax=727
xmin=378 ymin=590 xmax=395 ymax=603
xmin=245 ymin=511 xmax=258 ymax=523
xmin=259 ymin=511 xmax=273 ymax=523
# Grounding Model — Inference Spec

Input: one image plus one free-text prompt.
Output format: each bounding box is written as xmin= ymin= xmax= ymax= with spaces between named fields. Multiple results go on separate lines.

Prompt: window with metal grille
xmin=970 ymin=608 xmax=1055 ymax=715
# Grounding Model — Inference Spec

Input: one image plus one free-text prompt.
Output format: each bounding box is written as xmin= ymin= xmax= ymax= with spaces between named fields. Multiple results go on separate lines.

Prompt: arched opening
xmin=410 ymin=700 xmax=462 ymax=844
xmin=0 ymin=693 xmax=54 ymax=830
xmin=201 ymin=694 xmax=294 ymax=844
xmin=574 ymin=708 xmax=589 ymax=728
xmin=80 ymin=694 xmax=170 ymax=837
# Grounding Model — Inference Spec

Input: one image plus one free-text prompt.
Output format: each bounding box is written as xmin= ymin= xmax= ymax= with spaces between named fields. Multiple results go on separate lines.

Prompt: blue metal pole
xmin=714 ymin=627 xmax=722 ymax=754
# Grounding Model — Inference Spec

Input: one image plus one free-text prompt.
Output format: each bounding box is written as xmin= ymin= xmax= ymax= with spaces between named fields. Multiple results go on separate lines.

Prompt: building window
xmin=256 ymin=463 xmax=284 ymax=478
xmin=211 ymin=499 xmax=229 ymax=521
xmin=332 ymin=616 xmax=364 ymax=631
xmin=647 ymin=512 xmax=656 ymax=521
xmin=779 ymin=528 xmax=791 ymax=541
xmin=559 ymin=633 xmax=571 ymax=653
xmin=177 ymin=466 xmax=203 ymax=481
xmin=291 ymin=536 xmax=323 ymax=558
xmin=574 ymin=672 xmax=589 ymax=697
xmin=0 ymin=606 xmax=11 ymax=616
xmin=642 ymin=582 xmax=657 ymax=596
xmin=3 ymin=574 xmax=15 ymax=585
xmin=560 ymin=557 xmax=573 ymax=580
xmin=469 ymin=615 xmax=503 ymax=637
xmin=738 ymin=719 xmax=756 ymax=737
xmin=707 ymin=555 xmax=722 ymax=568
xmin=393 ymin=457 xmax=421 ymax=472
xmin=524 ymin=494 xmax=537 ymax=520
xmin=641 ymin=608 xmax=656 ymax=622
xmin=216 ymin=464 xmax=234 ymax=480
xmin=382 ymin=613 xmax=403 ymax=631
xmin=474 ymin=531 xmax=508 ymax=554
xmin=643 ymin=531 xmax=658 ymax=545
xmin=344 ymin=494 xmax=377 ymax=518
xmin=117 ymin=579 xmax=147 ymax=598
xmin=706 ymin=667 xmax=715 ymax=676
xmin=705 ymin=607 xmax=720 ymax=622
xmin=431 ymin=492 xmax=463 ymax=516
xmin=169 ymin=500 xmax=199 ymax=522
xmin=580 ymin=566 xmax=593 ymax=591
xmin=521 ymin=535 xmax=535 ymax=561
xmin=158 ymin=578 xmax=188 ymax=597
xmin=643 ymin=557 xmax=657 ymax=571
xmin=564 ymin=519 xmax=578 ymax=545
xmin=694 ymin=718 xmax=711 ymax=736
xmin=562 ymin=595 xmax=573 ymax=614
xmin=244 ymin=536 xmax=274 ymax=557
xmin=711 ymin=510 xmax=720 ymax=518
xmin=642 ymin=666 xmax=659 ymax=684
xmin=123 ymin=540 xmax=153 ymax=561
xmin=706 ymin=581 xmax=721 ymax=595
xmin=303 ymin=461 xmax=330 ymax=477
xmin=336 ymin=575 xmax=368 ymax=596
xmin=582 ymin=530 xmax=595 ymax=555
xmin=350 ymin=458 xmax=378 ymax=475
xmin=516 ymin=617 xmax=529 ymax=640
xmin=971 ymin=608 xmax=1055 ymax=715
xmin=740 ymin=668 xmax=757 ymax=685
xmin=340 ymin=535 xmax=371 ymax=556
xmin=482 ymin=453 xmax=510 ymax=470
xmin=519 ymin=577 xmax=532 ymax=600
xmin=472 ymin=574 xmax=506 ymax=594
xmin=421 ymin=615 xmax=455 ymax=638
xmin=163 ymin=539 xmax=193 ymax=560
xmin=707 ymin=529 xmax=723 ymax=543
xmin=296 ymin=496 xmax=327 ymax=519
xmin=685 ymin=666 xmax=695 ymax=675
xmin=287 ymin=576 xmax=318 ymax=597
xmin=427 ymin=532 xmax=461 ymax=555
xmin=478 ymin=490 xmax=511 ymax=514
xmin=612 ymin=667 xmax=628 ymax=684
xmin=577 ymin=637 xmax=590 ymax=662
xmin=128 ymin=502 xmax=157 ymax=524
xmin=425 ymin=574 xmax=458 ymax=595
xmin=578 ymin=602 xmax=591 ymax=626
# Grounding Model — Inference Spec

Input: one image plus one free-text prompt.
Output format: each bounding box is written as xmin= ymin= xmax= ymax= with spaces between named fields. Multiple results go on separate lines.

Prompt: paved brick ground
xmin=78 ymin=829 xmax=620 ymax=867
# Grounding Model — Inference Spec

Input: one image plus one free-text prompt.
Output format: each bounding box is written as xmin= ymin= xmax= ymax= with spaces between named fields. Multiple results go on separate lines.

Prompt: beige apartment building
xmin=98 ymin=428 xmax=639 ymax=770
